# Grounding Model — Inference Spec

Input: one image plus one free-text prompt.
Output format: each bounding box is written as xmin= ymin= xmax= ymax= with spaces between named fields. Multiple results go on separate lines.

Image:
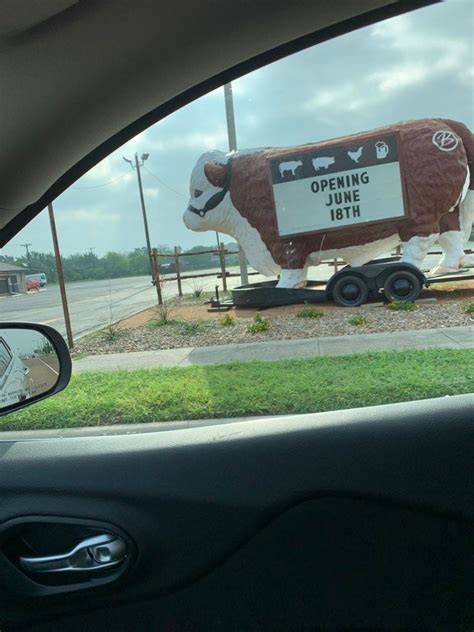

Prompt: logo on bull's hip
xmin=432 ymin=131 xmax=459 ymax=152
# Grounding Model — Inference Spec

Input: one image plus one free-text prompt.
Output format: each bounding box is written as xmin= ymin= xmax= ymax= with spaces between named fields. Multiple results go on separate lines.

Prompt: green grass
xmin=101 ymin=325 xmax=122 ymax=341
xmin=148 ymin=317 xmax=181 ymax=328
xmin=387 ymin=300 xmax=417 ymax=312
xmin=220 ymin=313 xmax=237 ymax=327
xmin=179 ymin=320 xmax=209 ymax=335
xmin=296 ymin=303 xmax=324 ymax=319
xmin=350 ymin=314 xmax=368 ymax=326
xmin=464 ymin=302 xmax=474 ymax=315
xmin=2 ymin=349 xmax=472 ymax=432
xmin=246 ymin=313 xmax=270 ymax=333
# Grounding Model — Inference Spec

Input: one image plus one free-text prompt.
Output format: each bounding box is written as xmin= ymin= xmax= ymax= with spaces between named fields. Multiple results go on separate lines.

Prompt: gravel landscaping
xmin=73 ymin=297 xmax=474 ymax=356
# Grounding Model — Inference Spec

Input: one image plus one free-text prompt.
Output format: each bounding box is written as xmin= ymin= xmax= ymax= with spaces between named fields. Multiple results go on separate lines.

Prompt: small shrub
xmin=387 ymin=300 xmax=417 ymax=312
xmin=220 ymin=313 xmax=237 ymax=327
xmin=148 ymin=301 xmax=178 ymax=326
xmin=190 ymin=280 xmax=205 ymax=298
xmin=102 ymin=325 xmax=121 ymax=342
xmin=350 ymin=314 xmax=367 ymax=326
xmin=246 ymin=313 xmax=270 ymax=334
xmin=296 ymin=302 xmax=324 ymax=319
xmin=179 ymin=321 xmax=207 ymax=335
xmin=464 ymin=302 xmax=474 ymax=315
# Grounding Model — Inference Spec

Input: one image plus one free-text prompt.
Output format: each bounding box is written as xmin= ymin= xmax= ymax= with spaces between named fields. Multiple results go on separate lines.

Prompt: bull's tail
xmin=443 ymin=119 xmax=474 ymax=241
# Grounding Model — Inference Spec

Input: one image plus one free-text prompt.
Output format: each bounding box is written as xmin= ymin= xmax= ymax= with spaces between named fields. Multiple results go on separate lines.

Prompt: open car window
xmin=0 ymin=0 xmax=473 ymax=434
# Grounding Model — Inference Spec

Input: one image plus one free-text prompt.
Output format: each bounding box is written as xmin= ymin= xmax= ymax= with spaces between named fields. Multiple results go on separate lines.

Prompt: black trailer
xmin=230 ymin=259 xmax=474 ymax=308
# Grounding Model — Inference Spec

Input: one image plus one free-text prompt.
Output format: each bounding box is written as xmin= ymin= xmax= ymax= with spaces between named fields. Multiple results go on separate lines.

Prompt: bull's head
xmin=183 ymin=150 xmax=231 ymax=232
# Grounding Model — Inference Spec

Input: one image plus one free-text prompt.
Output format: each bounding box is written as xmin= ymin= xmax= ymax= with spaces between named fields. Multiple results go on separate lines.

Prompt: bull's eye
xmin=194 ymin=189 xmax=203 ymax=198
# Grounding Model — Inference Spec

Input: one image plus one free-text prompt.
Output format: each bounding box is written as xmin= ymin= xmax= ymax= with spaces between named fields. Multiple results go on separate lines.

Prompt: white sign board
xmin=269 ymin=134 xmax=406 ymax=238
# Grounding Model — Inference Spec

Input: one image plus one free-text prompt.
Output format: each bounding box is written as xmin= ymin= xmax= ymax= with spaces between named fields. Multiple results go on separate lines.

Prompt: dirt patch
xmin=116 ymin=282 xmax=474 ymax=330
xmin=74 ymin=290 xmax=474 ymax=357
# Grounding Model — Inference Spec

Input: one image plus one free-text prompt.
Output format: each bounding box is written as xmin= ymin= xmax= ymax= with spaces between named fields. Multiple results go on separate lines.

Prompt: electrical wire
xmin=71 ymin=169 xmax=133 ymax=190
xmin=142 ymin=166 xmax=188 ymax=199
xmin=109 ymin=283 xmax=156 ymax=306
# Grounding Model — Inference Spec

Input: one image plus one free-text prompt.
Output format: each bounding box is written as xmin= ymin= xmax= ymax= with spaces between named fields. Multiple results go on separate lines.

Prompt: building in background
xmin=0 ymin=263 xmax=27 ymax=295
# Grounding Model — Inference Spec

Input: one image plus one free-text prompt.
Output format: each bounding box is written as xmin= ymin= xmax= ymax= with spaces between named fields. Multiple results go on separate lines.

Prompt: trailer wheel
xmin=383 ymin=270 xmax=421 ymax=302
xmin=332 ymin=275 xmax=369 ymax=307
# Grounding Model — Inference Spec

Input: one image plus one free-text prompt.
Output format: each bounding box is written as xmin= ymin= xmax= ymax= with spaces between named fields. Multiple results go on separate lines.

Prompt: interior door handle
xmin=19 ymin=533 xmax=127 ymax=574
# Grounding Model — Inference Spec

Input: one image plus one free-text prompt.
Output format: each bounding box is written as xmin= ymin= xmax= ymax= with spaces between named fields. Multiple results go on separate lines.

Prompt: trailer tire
xmin=332 ymin=275 xmax=369 ymax=307
xmin=383 ymin=270 xmax=421 ymax=302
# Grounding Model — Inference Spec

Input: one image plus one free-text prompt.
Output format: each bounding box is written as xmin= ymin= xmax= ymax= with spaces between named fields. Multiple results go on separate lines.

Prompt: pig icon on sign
xmin=312 ymin=156 xmax=335 ymax=171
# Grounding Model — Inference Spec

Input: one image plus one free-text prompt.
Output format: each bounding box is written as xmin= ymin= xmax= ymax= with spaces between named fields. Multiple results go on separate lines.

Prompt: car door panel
xmin=1 ymin=395 xmax=472 ymax=629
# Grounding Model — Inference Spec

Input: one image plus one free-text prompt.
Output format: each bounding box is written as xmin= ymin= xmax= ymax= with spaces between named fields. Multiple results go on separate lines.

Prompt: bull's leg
xmin=400 ymin=233 xmax=439 ymax=270
xmin=459 ymin=189 xmax=474 ymax=267
xmin=431 ymin=230 xmax=467 ymax=274
xmin=276 ymin=266 xmax=308 ymax=289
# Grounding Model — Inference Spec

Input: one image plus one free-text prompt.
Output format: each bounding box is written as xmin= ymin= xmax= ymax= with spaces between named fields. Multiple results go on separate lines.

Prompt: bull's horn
xmin=204 ymin=162 xmax=227 ymax=188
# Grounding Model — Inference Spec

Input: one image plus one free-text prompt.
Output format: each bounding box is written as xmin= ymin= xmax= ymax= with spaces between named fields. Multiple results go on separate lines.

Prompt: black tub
xmin=232 ymin=280 xmax=327 ymax=308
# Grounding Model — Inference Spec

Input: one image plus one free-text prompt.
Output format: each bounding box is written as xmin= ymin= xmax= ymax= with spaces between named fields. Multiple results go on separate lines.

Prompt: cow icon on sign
xmin=279 ymin=160 xmax=303 ymax=178
xmin=432 ymin=131 xmax=459 ymax=152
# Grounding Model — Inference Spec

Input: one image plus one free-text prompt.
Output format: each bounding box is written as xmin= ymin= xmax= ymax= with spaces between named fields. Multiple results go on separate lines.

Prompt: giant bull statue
xmin=183 ymin=119 xmax=474 ymax=288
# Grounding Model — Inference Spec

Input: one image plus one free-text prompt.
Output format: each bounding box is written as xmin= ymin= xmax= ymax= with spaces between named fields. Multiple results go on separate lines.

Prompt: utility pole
xmin=48 ymin=203 xmax=74 ymax=349
xmin=20 ymin=243 xmax=32 ymax=272
xmin=224 ymin=82 xmax=249 ymax=285
xmin=123 ymin=152 xmax=157 ymax=284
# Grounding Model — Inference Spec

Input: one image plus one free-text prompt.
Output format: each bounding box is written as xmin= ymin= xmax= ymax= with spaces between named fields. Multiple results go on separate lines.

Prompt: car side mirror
xmin=0 ymin=323 xmax=71 ymax=417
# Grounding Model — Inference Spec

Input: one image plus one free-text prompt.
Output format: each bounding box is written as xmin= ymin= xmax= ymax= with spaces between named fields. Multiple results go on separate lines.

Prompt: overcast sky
xmin=2 ymin=0 xmax=473 ymax=258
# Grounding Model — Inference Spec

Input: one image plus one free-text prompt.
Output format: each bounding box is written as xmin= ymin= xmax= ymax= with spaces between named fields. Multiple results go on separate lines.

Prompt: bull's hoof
xmin=460 ymin=255 xmax=474 ymax=268
xmin=429 ymin=265 xmax=460 ymax=276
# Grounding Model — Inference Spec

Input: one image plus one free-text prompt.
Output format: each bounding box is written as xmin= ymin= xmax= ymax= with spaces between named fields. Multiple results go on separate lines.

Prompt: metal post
xmin=48 ymin=203 xmax=74 ymax=349
xmin=174 ymin=246 xmax=183 ymax=297
xmin=151 ymin=249 xmax=163 ymax=305
xmin=224 ymin=82 xmax=249 ymax=286
xmin=20 ymin=243 xmax=32 ymax=272
xmin=219 ymin=242 xmax=227 ymax=292
xmin=134 ymin=153 xmax=157 ymax=280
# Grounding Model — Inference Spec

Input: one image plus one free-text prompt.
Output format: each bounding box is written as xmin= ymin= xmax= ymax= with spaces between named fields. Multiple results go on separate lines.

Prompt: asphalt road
xmin=0 ymin=268 xmax=266 ymax=340
xmin=24 ymin=356 xmax=60 ymax=397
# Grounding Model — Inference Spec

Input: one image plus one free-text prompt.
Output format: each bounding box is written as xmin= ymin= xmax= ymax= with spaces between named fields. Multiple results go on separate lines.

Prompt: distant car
xmin=26 ymin=273 xmax=47 ymax=287
xmin=0 ymin=337 xmax=31 ymax=407
xmin=26 ymin=278 xmax=40 ymax=291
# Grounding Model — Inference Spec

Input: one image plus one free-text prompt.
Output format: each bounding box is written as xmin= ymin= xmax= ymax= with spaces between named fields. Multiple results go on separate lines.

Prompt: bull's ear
xmin=204 ymin=162 xmax=227 ymax=188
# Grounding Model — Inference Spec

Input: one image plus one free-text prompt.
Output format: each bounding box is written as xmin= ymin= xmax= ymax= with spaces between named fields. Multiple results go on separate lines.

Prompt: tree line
xmin=0 ymin=243 xmax=240 ymax=283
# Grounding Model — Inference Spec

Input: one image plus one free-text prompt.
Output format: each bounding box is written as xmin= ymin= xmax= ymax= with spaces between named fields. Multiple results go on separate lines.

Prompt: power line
xmin=142 ymin=165 xmax=188 ymax=199
xmin=71 ymin=169 xmax=132 ymax=190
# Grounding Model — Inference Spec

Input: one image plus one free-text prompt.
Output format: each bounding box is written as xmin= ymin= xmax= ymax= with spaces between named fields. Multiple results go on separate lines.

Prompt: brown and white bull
xmin=183 ymin=119 xmax=474 ymax=288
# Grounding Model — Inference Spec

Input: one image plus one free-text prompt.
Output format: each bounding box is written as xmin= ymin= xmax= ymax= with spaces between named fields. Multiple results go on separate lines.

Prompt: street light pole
xmin=124 ymin=152 xmax=157 ymax=283
xmin=224 ymin=82 xmax=249 ymax=285
xmin=20 ymin=243 xmax=32 ymax=272
xmin=48 ymin=203 xmax=74 ymax=349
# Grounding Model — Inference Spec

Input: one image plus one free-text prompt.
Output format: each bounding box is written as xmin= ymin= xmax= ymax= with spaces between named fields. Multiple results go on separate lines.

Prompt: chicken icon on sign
xmin=347 ymin=146 xmax=363 ymax=163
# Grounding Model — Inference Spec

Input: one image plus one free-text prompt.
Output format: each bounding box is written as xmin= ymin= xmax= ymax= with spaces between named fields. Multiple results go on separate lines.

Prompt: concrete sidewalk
xmin=73 ymin=325 xmax=474 ymax=373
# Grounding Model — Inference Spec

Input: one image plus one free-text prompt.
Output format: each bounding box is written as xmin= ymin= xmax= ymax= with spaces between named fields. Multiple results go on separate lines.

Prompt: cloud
xmin=56 ymin=209 xmax=120 ymax=225
xmin=147 ymin=129 xmax=229 ymax=152
xmin=144 ymin=187 xmax=159 ymax=199
xmin=370 ymin=64 xmax=428 ymax=93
